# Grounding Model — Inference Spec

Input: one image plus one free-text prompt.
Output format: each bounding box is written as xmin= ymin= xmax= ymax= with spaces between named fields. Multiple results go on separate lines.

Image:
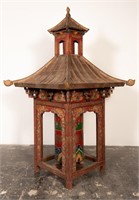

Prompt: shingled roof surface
xmin=14 ymin=55 xmax=126 ymax=90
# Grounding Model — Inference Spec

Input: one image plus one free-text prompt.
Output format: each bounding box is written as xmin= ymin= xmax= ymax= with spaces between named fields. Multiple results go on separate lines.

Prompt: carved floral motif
xmin=38 ymin=90 xmax=48 ymax=100
xmin=53 ymin=91 xmax=66 ymax=102
xmin=72 ymin=103 xmax=103 ymax=120
xmin=71 ymin=91 xmax=84 ymax=102
xmin=90 ymin=89 xmax=100 ymax=100
xmin=36 ymin=105 xmax=65 ymax=120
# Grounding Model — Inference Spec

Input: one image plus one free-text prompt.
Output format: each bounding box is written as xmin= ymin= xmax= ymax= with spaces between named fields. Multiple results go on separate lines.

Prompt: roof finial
xmin=126 ymin=79 xmax=135 ymax=86
xmin=3 ymin=80 xmax=14 ymax=86
xmin=66 ymin=7 xmax=71 ymax=17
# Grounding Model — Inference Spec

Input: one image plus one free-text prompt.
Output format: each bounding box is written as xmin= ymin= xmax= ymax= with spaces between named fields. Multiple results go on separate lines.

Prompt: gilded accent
xmin=72 ymin=104 xmax=103 ymax=119
xmin=66 ymin=91 xmax=70 ymax=102
xmin=65 ymin=82 xmax=70 ymax=89
xmin=90 ymin=89 xmax=100 ymax=100
xmin=24 ymin=89 xmax=112 ymax=101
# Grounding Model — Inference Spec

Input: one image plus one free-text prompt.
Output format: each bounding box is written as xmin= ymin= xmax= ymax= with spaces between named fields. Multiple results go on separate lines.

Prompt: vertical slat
xmin=96 ymin=100 xmax=105 ymax=171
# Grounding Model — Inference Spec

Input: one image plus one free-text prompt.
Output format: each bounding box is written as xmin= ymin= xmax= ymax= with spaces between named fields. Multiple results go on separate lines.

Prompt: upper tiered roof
xmin=48 ymin=7 xmax=89 ymax=34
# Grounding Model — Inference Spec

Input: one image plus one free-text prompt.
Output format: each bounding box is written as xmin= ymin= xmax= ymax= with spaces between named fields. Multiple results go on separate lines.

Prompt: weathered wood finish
xmin=14 ymin=55 xmax=125 ymax=89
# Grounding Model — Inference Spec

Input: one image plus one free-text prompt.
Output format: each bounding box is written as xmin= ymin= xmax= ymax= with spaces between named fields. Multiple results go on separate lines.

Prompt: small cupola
xmin=48 ymin=7 xmax=89 ymax=56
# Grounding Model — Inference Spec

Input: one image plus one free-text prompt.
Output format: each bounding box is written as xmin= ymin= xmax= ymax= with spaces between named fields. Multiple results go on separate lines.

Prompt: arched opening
xmin=59 ymin=41 xmax=64 ymax=55
xmin=83 ymin=111 xmax=96 ymax=158
xmin=43 ymin=112 xmax=55 ymax=156
xmin=74 ymin=41 xmax=79 ymax=54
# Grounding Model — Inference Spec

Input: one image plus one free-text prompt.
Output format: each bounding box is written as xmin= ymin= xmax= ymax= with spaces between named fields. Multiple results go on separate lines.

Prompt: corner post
xmin=34 ymin=99 xmax=43 ymax=173
xmin=96 ymin=100 xmax=105 ymax=171
xmin=62 ymin=104 xmax=76 ymax=189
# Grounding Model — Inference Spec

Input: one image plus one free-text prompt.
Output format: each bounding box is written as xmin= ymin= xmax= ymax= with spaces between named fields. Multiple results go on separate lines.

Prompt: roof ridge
xmin=64 ymin=55 xmax=72 ymax=89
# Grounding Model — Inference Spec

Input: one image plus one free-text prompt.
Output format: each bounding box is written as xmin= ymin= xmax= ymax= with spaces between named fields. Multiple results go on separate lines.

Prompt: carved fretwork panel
xmin=72 ymin=104 xmax=103 ymax=119
xmin=25 ymin=88 xmax=114 ymax=102
xmin=35 ymin=105 xmax=65 ymax=120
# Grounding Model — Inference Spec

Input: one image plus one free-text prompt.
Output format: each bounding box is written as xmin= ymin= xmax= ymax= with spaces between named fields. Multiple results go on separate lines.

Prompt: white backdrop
xmin=0 ymin=0 xmax=138 ymax=145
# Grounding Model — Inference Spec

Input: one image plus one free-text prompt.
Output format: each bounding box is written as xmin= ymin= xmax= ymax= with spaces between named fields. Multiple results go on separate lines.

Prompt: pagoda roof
xmin=12 ymin=54 xmax=126 ymax=90
xmin=48 ymin=7 xmax=89 ymax=34
xmin=4 ymin=7 xmax=134 ymax=89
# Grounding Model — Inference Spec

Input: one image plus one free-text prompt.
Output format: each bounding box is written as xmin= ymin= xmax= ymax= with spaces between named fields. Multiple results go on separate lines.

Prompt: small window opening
xmin=59 ymin=41 xmax=64 ymax=55
xmin=74 ymin=41 xmax=79 ymax=54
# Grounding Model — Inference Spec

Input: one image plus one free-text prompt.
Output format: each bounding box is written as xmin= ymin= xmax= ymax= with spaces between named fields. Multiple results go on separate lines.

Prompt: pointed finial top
xmin=66 ymin=7 xmax=71 ymax=17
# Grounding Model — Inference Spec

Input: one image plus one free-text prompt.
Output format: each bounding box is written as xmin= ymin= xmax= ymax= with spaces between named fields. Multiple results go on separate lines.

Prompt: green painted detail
xmin=76 ymin=148 xmax=84 ymax=156
xmin=76 ymin=122 xmax=83 ymax=130
xmin=55 ymin=122 xmax=62 ymax=130
xmin=76 ymin=147 xmax=84 ymax=162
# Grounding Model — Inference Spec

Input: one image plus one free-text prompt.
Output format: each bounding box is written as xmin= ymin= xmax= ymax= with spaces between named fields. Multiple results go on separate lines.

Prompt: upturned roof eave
xmin=12 ymin=54 xmax=127 ymax=90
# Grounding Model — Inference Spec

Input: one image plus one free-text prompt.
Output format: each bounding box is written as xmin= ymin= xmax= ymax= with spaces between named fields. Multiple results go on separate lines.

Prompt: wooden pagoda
xmin=4 ymin=7 xmax=135 ymax=189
